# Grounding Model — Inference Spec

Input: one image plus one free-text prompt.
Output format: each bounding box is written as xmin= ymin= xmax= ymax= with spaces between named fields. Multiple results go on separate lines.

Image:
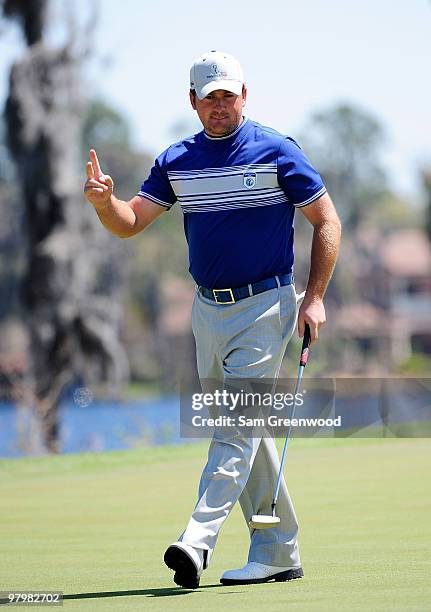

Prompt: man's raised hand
xmin=84 ymin=149 xmax=114 ymax=208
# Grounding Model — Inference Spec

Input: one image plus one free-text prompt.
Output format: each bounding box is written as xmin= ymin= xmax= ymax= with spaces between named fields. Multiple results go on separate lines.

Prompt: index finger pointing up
xmin=90 ymin=148 xmax=102 ymax=178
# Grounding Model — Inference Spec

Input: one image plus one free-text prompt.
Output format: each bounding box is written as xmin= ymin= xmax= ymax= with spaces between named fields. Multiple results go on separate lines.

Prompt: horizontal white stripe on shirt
xmin=182 ymin=195 xmax=289 ymax=213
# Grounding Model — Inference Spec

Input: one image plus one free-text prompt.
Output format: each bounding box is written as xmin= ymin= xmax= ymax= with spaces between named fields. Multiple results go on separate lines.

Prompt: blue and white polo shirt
xmin=138 ymin=118 xmax=326 ymax=289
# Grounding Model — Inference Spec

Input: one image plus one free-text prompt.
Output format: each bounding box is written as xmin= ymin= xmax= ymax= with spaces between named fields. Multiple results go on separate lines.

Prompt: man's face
xmin=190 ymin=86 xmax=247 ymax=137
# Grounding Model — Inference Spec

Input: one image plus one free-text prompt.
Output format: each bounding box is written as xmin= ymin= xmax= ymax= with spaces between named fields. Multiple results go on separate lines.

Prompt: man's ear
xmin=189 ymin=90 xmax=197 ymax=110
xmin=242 ymin=84 xmax=247 ymax=107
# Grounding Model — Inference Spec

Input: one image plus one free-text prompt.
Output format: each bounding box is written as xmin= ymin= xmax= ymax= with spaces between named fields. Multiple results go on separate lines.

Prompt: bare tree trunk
xmin=4 ymin=36 xmax=129 ymax=453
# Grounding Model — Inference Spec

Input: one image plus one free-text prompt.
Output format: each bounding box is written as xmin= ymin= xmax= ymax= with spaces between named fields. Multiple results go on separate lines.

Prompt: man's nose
xmin=214 ymin=96 xmax=226 ymax=108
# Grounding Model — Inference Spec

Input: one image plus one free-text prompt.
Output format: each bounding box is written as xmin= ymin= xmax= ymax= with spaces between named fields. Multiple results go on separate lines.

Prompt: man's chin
xmin=206 ymin=123 xmax=234 ymax=137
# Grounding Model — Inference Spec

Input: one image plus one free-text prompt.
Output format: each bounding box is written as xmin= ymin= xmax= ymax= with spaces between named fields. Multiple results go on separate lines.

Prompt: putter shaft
xmin=272 ymin=324 xmax=311 ymax=511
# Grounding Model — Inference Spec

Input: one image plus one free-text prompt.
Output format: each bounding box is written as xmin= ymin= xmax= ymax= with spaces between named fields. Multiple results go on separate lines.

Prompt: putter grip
xmin=300 ymin=323 xmax=311 ymax=367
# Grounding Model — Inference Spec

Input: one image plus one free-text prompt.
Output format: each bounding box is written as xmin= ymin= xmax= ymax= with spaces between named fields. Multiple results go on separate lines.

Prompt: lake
xmin=1 ymin=378 xmax=429 ymax=457
xmin=0 ymin=396 xmax=188 ymax=457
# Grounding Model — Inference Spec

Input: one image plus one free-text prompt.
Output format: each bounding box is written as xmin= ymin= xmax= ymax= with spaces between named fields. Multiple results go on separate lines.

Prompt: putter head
xmin=249 ymin=514 xmax=281 ymax=529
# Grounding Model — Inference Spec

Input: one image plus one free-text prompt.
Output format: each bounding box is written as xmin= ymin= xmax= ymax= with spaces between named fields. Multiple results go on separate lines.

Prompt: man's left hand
xmin=297 ymin=295 xmax=326 ymax=345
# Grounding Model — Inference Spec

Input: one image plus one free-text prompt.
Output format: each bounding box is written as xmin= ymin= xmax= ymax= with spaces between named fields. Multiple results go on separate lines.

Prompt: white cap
xmin=190 ymin=50 xmax=244 ymax=100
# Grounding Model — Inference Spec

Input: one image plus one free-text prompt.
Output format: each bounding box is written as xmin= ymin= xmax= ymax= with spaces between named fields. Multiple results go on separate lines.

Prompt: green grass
xmin=1 ymin=438 xmax=430 ymax=611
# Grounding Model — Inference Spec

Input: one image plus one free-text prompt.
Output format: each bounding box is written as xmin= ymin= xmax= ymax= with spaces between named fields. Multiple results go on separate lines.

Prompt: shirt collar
xmin=203 ymin=117 xmax=248 ymax=141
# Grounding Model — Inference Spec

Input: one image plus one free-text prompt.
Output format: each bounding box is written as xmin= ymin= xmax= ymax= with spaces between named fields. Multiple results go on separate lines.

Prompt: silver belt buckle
xmin=213 ymin=288 xmax=235 ymax=304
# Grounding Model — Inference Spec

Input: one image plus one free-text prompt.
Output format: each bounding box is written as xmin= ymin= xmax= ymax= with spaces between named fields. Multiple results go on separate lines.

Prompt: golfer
xmin=84 ymin=51 xmax=341 ymax=589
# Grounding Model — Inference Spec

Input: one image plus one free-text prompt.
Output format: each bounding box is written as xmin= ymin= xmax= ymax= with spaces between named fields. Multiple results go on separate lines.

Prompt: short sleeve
xmin=138 ymin=149 xmax=177 ymax=210
xmin=277 ymin=137 xmax=326 ymax=207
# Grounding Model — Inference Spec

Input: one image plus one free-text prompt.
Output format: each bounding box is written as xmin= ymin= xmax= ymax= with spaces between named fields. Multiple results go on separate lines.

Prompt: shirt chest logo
xmin=243 ymin=171 xmax=257 ymax=189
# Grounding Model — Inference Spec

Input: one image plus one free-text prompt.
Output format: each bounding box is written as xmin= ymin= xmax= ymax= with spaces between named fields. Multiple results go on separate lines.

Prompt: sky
xmin=0 ymin=0 xmax=430 ymax=202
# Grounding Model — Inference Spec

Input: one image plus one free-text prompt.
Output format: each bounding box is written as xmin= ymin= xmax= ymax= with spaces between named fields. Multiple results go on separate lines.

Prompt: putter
xmin=249 ymin=323 xmax=311 ymax=530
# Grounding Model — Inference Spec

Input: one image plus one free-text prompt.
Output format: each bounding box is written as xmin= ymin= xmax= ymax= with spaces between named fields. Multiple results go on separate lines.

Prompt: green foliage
xmin=299 ymin=102 xmax=388 ymax=230
xmin=398 ymin=352 xmax=431 ymax=376
xmin=81 ymin=99 xmax=153 ymax=201
xmin=364 ymin=189 xmax=420 ymax=230
xmin=82 ymin=100 xmax=131 ymax=150
xmin=81 ymin=99 xmax=188 ymax=275
xmin=80 ymin=99 xmax=190 ymax=384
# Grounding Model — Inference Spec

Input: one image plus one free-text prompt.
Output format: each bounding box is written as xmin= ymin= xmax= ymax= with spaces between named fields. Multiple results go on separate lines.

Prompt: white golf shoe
xmin=220 ymin=561 xmax=304 ymax=585
xmin=164 ymin=541 xmax=208 ymax=589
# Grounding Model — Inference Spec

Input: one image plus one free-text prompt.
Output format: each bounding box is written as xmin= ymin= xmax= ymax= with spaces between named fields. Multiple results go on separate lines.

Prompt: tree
xmin=0 ymin=117 xmax=21 ymax=321
xmin=81 ymin=100 xmax=153 ymax=201
xmin=2 ymin=0 xmax=47 ymax=45
xmin=299 ymin=103 xmax=388 ymax=230
xmin=422 ymin=168 xmax=431 ymax=242
xmin=2 ymin=0 xmax=129 ymax=452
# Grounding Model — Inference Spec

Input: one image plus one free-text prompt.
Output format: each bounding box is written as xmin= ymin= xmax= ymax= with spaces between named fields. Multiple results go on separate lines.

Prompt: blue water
xmin=1 ymin=379 xmax=429 ymax=457
xmin=0 ymin=396 xmax=186 ymax=458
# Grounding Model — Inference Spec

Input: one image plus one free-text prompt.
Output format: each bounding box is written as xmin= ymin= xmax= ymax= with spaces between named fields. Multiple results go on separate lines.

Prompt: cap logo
xmin=206 ymin=63 xmax=228 ymax=80
xmin=243 ymin=171 xmax=257 ymax=189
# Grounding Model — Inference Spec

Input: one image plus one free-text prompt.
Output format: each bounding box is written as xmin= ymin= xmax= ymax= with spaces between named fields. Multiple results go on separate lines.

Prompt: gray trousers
xmin=180 ymin=282 xmax=302 ymax=568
